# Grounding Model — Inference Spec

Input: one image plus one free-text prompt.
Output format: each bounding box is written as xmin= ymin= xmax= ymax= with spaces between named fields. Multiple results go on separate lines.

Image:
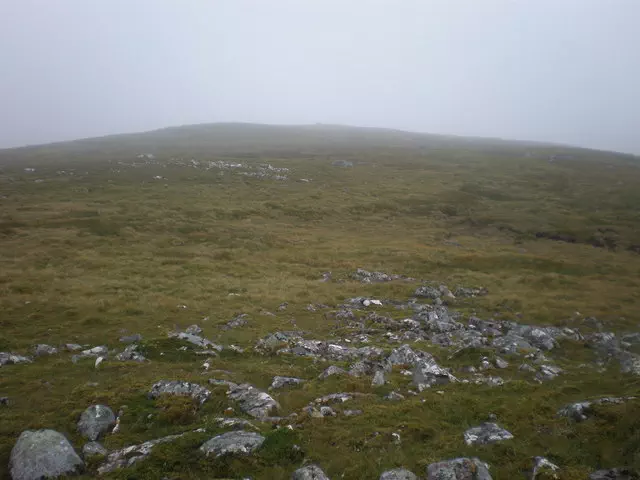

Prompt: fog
xmin=1 ymin=0 xmax=639 ymax=153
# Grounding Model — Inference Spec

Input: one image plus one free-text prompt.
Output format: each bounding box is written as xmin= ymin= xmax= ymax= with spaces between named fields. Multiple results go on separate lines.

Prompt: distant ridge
xmin=0 ymin=122 xmax=633 ymax=163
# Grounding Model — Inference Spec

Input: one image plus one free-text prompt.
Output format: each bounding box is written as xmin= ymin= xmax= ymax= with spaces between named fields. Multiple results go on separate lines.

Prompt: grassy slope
xmin=0 ymin=124 xmax=639 ymax=479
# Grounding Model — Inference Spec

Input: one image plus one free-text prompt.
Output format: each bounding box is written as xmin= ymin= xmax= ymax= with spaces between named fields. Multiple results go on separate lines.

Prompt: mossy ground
xmin=0 ymin=133 xmax=639 ymax=479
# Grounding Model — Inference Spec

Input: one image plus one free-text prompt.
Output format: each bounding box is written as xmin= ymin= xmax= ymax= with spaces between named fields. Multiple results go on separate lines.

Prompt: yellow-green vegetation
xmin=0 ymin=124 xmax=639 ymax=479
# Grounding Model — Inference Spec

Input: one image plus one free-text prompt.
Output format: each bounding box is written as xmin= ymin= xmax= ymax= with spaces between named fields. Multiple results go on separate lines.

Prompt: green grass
xmin=0 ymin=124 xmax=639 ymax=479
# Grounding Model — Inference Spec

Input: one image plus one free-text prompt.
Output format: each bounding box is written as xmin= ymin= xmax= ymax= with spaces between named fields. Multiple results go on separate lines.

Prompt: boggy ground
xmin=1 ymin=128 xmax=640 ymax=479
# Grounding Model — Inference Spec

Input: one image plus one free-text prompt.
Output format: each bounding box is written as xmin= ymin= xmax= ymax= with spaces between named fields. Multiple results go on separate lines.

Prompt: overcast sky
xmin=1 ymin=1 xmax=639 ymax=153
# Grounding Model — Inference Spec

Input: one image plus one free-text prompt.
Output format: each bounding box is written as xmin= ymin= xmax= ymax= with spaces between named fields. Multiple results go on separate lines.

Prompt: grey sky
xmin=1 ymin=0 xmax=639 ymax=153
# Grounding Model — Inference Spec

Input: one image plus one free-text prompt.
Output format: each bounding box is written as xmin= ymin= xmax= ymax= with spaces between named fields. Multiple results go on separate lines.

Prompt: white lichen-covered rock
xmin=227 ymin=383 xmax=279 ymax=418
xmin=464 ymin=423 xmax=514 ymax=445
xmin=97 ymin=433 xmax=185 ymax=474
xmin=426 ymin=457 xmax=492 ymax=480
xmin=148 ymin=380 xmax=211 ymax=405
xmin=380 ymin=467 xmax=417 ymax=479
xmin=200 ymin=431 xmax=265 ymax=457
xmin=292 ymin=464 xmax=331 ymax=480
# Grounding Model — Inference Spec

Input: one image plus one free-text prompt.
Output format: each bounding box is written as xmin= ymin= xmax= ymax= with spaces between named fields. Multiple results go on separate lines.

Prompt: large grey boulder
xmin=292 ymin=464 xmax=330 ymax=479
xmin=464 ymin=423 xmax=513 ymax=445
xmin=77 ymin=405 xmax=116 ymax=441
xmin=10 ymin=429 xmax=84 ymax=480
xmin=200 ymin=431 xmax=265 ymax=457
xmin=148 ymin=380 xmax=211 ymax=405
xmin=380 ymin=468 xmax=418 ymax=479
xmin=227 ymin=383 xmax=279 ymax=418
xmin=426 ymin=457 xmax=492 ymax=480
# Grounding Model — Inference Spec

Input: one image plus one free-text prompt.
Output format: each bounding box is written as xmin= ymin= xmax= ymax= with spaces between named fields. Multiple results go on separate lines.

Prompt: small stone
xmin=391 ymin=432 xmax=401 ymax=444
xmin=0 ymin=397 xmax=9 ymax=406
xmin=292 ymin=464 xmax=330 ymax=480
xmin=588 ymin=468 xmax=639 ymax=480
xmin=320 ymin=406 xmax=336 ymax=417
xmin=185 ymin=324 xmax=203 ymax=335
xmin=200 ymin=431 xmax=265 ymax=457
xmin=0 ymin=352 xmax=32 ymax=366
xmin=519 ymin=363 xmax=536 ymax=373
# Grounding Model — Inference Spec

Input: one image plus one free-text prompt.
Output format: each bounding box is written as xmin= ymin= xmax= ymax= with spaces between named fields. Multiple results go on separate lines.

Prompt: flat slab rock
xmin=270 ymin=376 xmax=304 ymax=390
xmin=10 ymin=429 xmax=84 ymax=480
xmin=0 ymin=352 xmax=32 ymax=366
xmin=200 ymin=431 xmax=265 ymax=457
xmin=227 ymin=383 xmax=279 ymax=418
xmin=589 ymin=468 xmax=639 ymax=480
xmin=464 ymin=423 xmax=514 ymax=445
xmin=558 ymin=397 xmax=635 ymax=422
xmin=148 ymin=380 xmax=211 ymax=405
xmin=292 ymin=464 xmax=331 ymax=480
xmin=427 ymin=457 xmax=492 ymax=480
xmin=98 ymin=433 xmax=187 ymax=474
xmin=168 ymin=331 xmax=223 ymax=351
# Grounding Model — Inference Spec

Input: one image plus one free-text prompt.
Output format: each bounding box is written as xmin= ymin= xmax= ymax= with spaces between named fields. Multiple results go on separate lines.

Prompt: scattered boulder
xmin=10 ymin=429 xmax=84 ymax=480
xmin=535 ymin=364 xmax=562 ymax=383
xmin=415 ymin=286 xmax=441 ymax=299
xmin=0 ymin=397 xmax=9 ymax=406
xmin=413 ymin=358 xmax=457 ymax=391
xmin=292 ymin=464 xmax=330 ymax=480
xmin=426 ymin=457 xmax=492 ymax=480
xmin=225 ymin=314 xmax=249 ymax=329
xmin=270 ymin=376 xmax=304 ymax=390
xmin=453 ymin=287 xmax=488 ymax=298
xmin=33 ymin=344 xmax=58 ymax=356
xmin=495 ymin=357 xmax=509 ymax=369
xmin=352 ymin=268 xmax=395 ymax=283
xmin=372 ymin=370 xmax=386 ymax=386
xmin=115 ymin=344 xmax=146 ymax=362
xmin=464 ymin=423 xmax=514 ymax=445
xmin=213 ymin=417 xmax=257 ymax=430
xmin=386 ymin=344 xmax=432 ymax=368
xmin=558 ymin=397 xmax=634 ymax=422
xmin=385 ymin=391 xmax=405 ymax=401
xmin=82 ymin=442 xmax=107 ymax=458
xmin=98 ymin=433 xmax=185 ymax=474
xmin=64 ymin=344 xmax=83 ymax=352
xmin=531 ymin=456 xmax=559 ymax=479
xmin=0 ymin=352 xmax=32 ymax=366
xmin=148 ymin=380 xmax=211 ymax=406
xmin=200 ymin=431 xmax=265 ymax=457
xmin=332 ymin=159 xmax=353 ymax=167
xmin=380 ymin=468 xmax=417 ymax=480
xmin=119 ymin=334 xmax=142 ymax=344
xmin=168 ymin=331 xmax=222 ymax=351
xmin=77 ymin=405 xmax=116 ymax=441
xmin=227 ymin=383 xmax=279 ymax=418
xmin=588 ymin=468 xmax=639 ymax=480
xmin=343 ymin=409 xmax=363 ymax=416
xmin=71 ymin=346 xmax=108 ymax=363
xmin=185 ymin=324 xmax=203 ymax=335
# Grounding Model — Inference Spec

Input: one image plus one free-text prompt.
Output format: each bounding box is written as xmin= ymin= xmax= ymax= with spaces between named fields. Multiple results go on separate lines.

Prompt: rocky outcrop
xmin=148 ymin=380 xmax=211 ymax=405
xmin=464 ymin=423 xmax=514 ymax=445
